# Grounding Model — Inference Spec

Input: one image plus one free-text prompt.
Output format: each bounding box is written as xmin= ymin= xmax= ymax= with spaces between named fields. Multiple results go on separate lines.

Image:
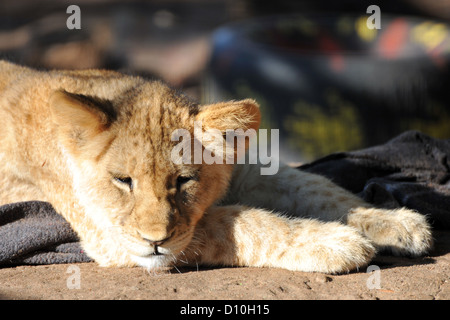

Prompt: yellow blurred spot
xmin=355 ymin=16 xmax=377 ymax=42
xmin=412 ymin=22 xmax=448 ymax=50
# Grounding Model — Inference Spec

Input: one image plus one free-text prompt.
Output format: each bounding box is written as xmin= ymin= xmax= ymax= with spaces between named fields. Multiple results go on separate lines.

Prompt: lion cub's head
xmin=49 ymin=80 xmax=260 ymax=269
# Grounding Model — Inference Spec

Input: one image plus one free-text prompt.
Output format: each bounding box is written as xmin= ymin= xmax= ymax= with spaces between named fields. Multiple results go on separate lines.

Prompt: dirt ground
xmin=0 ymin=231 xmax=448 ymax=301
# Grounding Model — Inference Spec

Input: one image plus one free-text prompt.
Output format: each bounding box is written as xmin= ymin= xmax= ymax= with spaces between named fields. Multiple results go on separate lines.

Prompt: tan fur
xmin=0 ymin=60 xmax=433 ymax=273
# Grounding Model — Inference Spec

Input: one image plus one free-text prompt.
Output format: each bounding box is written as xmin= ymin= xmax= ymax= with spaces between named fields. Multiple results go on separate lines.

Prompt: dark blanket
xmin=299 ymin=130 xmax=450 ymax=229
xmin=0 ymin=130 xmax=449 ymax=266
xmin=0 ymin=201 xmax=91 ymax=266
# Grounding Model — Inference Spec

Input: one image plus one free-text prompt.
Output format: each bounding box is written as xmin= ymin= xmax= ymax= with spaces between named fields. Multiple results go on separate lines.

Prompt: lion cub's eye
xmin=113 ymin=176 xmax=133 ymax=191
xmin=176 ymin=176 xmax=192 ymax=191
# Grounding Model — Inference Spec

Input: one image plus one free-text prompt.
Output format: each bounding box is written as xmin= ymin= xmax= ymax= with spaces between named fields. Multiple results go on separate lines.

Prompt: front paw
xmin=277 ymin=220 xmax=376 ymax=274
xmin=348 ymin=207 xmax=433 ymax=257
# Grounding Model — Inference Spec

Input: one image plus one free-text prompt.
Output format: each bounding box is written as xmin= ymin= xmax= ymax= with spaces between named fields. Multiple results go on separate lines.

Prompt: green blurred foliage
xmin=402 ymin=101 xmax=450 ymax=139
xmin=284 ymin=88 xmax=364 ymax=160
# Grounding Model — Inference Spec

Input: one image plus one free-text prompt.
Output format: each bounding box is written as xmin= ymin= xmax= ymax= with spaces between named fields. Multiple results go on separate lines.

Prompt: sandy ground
xmin=0 ymin=231 xmax=448 ymax=301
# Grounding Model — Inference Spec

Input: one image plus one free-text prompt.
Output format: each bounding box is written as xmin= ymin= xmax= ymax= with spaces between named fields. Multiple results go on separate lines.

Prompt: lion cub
xmin=0 ymin=60 xmax=432 ymax=273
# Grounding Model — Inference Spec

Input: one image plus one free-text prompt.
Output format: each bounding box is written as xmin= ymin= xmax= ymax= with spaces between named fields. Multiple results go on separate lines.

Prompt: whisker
xmin=172 ymin=264 xmax=182 ymax=274
xmin=178 ymin=251 xmax=189 ymax=264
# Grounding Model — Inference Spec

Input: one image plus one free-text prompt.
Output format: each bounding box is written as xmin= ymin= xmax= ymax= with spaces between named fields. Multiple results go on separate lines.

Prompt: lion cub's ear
xmin=196 ymin=99 xmax=261 ymax=133
xmin=49 ymin=90 xmax=117 ymax=154
xmin=49 ymin=90 xmax=116 ymax=132
xmin=195 ymin=99 xmax=261 ymax=162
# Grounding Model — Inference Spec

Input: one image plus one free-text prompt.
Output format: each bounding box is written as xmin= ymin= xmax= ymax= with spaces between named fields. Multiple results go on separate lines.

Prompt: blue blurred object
xmin=205 ymin=14 xmax=450 ymax=162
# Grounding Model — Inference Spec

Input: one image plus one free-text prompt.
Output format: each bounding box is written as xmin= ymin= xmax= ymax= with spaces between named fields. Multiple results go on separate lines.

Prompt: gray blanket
xmin=299 ymin=131 xmax=450 ymax=229
xmin=0 ymin=130 xmax=449 ymax=266
xmin=0 ymin=201 xmax=91 ymax=266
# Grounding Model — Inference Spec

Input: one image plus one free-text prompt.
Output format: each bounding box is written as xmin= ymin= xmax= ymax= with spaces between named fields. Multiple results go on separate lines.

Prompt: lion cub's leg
xmin=187 ymin=205 xmax=375 ymax=273
xmin=226 ymin=163 xmax=433 ymax=256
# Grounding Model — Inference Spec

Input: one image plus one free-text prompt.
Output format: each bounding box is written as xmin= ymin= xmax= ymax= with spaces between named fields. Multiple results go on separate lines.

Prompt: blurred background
xmin=1 ymin=0 xmax=450 ymax=162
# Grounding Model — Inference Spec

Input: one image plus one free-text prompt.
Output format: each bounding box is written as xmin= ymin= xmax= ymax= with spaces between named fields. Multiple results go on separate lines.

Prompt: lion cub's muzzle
xmin=129 ymin=229 xmax=190 ymax=270
xmin=143 ymin=232 xmax=174 ymax=256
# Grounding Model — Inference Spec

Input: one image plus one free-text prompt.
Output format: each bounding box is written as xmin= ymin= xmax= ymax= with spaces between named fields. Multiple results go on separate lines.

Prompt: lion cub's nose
xmin=147 ymin=239 xmax=165 ymax=247
xmin=144 ymin=232 xmax=173 ymax=247
xmin=144 ymin=234 xmax=173 ymax=256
